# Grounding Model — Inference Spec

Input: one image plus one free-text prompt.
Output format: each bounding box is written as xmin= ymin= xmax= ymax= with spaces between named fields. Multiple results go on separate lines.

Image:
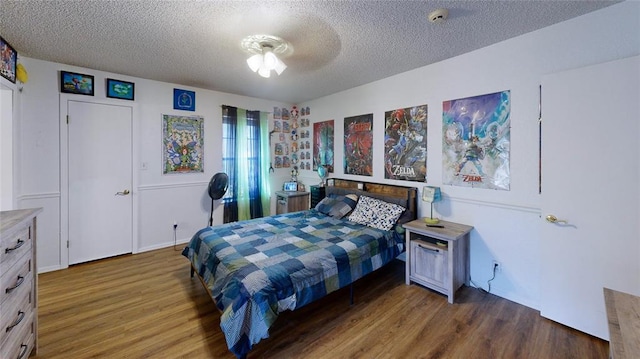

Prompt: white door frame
xmin=59 ymin=95 xmax=139 ymax=269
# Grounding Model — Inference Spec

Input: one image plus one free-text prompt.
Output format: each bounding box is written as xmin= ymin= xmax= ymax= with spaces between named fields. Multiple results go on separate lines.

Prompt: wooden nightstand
xmin=403 ymin=219 xmax=473 ymax=303
xmin=275 ymin=191 xmax=310 ymax=214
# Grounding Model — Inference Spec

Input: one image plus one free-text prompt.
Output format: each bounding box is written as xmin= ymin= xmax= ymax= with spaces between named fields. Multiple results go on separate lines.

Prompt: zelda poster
xmin=384 ymin=105 xmax=427 ymax=182
xmin=344 ymin=114 xmax=373 ymax=176
xmin=313 ymin=120 xmax=334 ymax=172
xmin=163 ymin=114 xmax=204 ymax=174
xmin=442 ymin=91 xmax=510 ymax=190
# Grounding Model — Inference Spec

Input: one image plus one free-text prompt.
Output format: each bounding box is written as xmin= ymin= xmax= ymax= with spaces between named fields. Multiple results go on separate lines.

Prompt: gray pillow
xmin=314 ymin=195 xmax=358 ymax=219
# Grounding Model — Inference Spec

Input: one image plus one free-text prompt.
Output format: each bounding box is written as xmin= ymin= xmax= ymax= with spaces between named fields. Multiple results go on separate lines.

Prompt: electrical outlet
xmin=492 ymin=260 xmax=502 ymax=273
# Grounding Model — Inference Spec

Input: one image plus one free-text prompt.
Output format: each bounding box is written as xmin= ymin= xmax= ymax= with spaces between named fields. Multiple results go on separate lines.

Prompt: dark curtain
xmin=222 ymin=106 xmax=238 ymax=223
xmin=222 ymin=106 xmax=266 ymax=223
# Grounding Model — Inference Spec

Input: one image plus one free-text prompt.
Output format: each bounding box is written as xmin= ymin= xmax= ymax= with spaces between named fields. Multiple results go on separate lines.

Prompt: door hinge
xmin=66 ymin=115 xmax=69 ymax=124
xmin=67 ymin=240 xmax=69 ymax=248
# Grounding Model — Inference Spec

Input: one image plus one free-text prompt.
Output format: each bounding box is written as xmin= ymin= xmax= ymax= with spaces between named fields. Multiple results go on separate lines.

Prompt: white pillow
xmin=347 ymin=195 xmax=405 ymax=231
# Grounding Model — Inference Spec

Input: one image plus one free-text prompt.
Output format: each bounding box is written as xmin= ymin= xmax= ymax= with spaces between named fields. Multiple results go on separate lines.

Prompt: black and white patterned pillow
xmin=347 ymin=195 xmax=405 ymax=231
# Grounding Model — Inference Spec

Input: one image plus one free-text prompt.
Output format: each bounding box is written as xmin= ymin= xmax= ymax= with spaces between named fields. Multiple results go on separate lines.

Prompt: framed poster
xmin=313 ymin=120 xmax=334 ymax=172
xmin=344 ymin=114 xmax=373 ymax=176
xmin=106 ymin=78 xmax=135 ymax=100
xmin=384 ymin=105 xmax=427 ymax=181
xmin=173 ymin=88 xmax=195 ymax=111
xmin=0 ymin=36 xmax=17 ymax=83
xmin=60 ymin=71 xmax=94 ymax=96
xmin=162 ymin=114 xmax=204 ymax=174
xmin=442 ymin=90 xmax=511 ymax=190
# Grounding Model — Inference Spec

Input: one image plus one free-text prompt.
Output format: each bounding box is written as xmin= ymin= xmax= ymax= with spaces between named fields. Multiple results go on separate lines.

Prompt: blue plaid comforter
xmin=182 ymin=210 xmax=403 ymax=358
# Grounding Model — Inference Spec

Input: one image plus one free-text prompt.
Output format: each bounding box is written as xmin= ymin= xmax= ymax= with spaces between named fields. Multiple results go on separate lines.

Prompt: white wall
xmin=1 ymin=85 xmax=15 ymax=210
xmin=296 ymin=1 xmax=640 ymax=309
xmin=14 ymin=1 xmax=639 ymax=310
xmin=17 ymin=57 xmax=290 ymax=272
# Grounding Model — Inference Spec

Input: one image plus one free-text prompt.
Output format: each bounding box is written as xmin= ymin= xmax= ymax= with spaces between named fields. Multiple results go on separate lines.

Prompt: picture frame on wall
xmin=60 ymin=71 xmax=94 ymax=96
xmin=106 ymin=78 xmax=135 ymax=100
xmin=173 ymin=88 xmax=196 ymax=111
xmin=1 ymin=36 xmax=17 ymax=83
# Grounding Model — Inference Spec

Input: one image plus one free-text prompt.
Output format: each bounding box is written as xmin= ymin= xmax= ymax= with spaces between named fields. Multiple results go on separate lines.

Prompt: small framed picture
xmin=173 ymin=88 xmax=195 ymax=111
xmin=106 ymin=78 xmax=135 ymax=101
xmin=60 ymin=71 xmax=94 ymax=96
xmin=1 ymin=36 xmax=17 ymax=83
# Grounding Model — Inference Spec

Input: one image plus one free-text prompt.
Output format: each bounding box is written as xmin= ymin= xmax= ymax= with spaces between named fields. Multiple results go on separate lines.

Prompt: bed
xmin=182 ymin=179 xmax=417 ymax=358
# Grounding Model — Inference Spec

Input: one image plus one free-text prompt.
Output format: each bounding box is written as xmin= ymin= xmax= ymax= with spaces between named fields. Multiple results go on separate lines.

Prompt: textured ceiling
xmin=1 ymin=0 xmax=621 ymax=103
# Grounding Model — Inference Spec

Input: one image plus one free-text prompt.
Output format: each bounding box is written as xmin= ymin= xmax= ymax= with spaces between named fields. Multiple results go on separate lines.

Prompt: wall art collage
xmin=272 ymin=105 xmax=313 ymax=172
xmin=273 ymin=89 xmax=510 ymax=190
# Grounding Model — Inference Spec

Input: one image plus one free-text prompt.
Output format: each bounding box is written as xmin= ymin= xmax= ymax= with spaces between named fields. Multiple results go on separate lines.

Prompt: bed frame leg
xmin=350 ymin=284 xmax=354 ymax=306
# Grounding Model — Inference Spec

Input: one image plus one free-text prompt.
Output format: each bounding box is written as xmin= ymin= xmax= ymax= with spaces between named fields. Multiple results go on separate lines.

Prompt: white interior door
xmin=68 ymin=100 xmax=133 ymax=265
xmin=540 ymin=56 xmax=640 ymax=339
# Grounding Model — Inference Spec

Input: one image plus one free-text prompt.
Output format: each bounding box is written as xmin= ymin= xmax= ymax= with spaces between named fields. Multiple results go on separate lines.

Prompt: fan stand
xmin=207 ymin=172 xmax=229 ymax=227
xmin=209 ymin=200 xmax=215 ymax=227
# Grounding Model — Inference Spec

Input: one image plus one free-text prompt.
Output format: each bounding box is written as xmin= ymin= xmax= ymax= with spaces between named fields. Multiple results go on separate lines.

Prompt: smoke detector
xmin=428 ymin=8 xmax=449 ymax=23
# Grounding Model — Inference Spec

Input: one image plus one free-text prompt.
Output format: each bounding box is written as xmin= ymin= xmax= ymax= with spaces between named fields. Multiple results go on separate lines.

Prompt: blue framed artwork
xmin=106 ymin=78 xmax=135 ymax=100
xmin=173 ymin=88 xmax=195 ymax=111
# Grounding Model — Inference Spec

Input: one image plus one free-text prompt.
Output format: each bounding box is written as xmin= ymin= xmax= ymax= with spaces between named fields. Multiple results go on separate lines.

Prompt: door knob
xmin=115 ymin=189 xmax=130 ymax=196
xmin=545 ymin=214 xmax=568 ymax=224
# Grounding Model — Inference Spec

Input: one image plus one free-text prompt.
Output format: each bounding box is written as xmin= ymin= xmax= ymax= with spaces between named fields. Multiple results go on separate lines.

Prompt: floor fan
xmin=207 ymin=172 xmax=229 ymax=226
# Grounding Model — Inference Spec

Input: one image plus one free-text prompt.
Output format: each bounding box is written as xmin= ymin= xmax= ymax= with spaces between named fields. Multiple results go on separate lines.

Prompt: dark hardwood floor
xmin=34 ymin=246 xmax=608 ymax=358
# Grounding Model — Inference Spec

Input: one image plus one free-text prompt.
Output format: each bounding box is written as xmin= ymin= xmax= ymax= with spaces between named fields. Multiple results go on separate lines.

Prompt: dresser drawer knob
xmin=5 ymin=275 xmax=25 ymax=294
xmin=6 ymin=310 xmax=25 ymax=333
xmin=5 ymin=239 xmax=25 ymax=253
xmin=17 ymin=343 xmax=29 ymax=359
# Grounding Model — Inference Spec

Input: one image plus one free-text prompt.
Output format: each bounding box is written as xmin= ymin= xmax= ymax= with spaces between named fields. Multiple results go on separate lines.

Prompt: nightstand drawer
xmin=410 ymin=240 xmax=447 ymax=290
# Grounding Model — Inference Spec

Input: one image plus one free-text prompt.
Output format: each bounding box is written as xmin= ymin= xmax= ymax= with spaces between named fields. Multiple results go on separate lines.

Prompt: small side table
xmin=403 ymin=219 xmax=473 ymax=303
xmin=275 ymin=191 xmax=310 ymax=214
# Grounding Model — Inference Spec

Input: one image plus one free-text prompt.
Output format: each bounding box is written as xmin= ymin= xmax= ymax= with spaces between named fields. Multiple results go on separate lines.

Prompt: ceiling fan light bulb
xmin=263 ymin=50 xmax=278 ymax=70
xmin=247 ymin=54 xmax=263 ymax=72
xmin=258 ymin=67 xmax=271 ymax=78
xmin=274 ymin=58 xmax=287 ymax=75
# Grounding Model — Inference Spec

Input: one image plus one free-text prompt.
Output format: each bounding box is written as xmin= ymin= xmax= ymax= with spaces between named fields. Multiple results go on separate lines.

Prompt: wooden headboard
xmin=325 ymin=178 xmax=418 ymax=220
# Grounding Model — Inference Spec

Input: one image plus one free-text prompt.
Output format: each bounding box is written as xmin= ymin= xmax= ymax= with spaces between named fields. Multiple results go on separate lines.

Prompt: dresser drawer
xmin=0 ymin=282 xmax=33 ymax=348
xmin=0 ymin=311 xmax=34 ymax=359
xmin=1 ymin=253 xmax=33 ymax=305
xmin=0 ymin=225 xmax=32 ymax=276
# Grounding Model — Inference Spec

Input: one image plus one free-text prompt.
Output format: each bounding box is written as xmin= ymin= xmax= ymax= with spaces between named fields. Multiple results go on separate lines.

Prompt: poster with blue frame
xmin=173 ymin=88 xmax=195 ymax=111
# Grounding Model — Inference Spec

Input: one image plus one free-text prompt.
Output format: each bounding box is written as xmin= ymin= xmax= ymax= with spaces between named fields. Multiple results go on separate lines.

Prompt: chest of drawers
xmin=1 ymin=208 xmax=41 ymax=359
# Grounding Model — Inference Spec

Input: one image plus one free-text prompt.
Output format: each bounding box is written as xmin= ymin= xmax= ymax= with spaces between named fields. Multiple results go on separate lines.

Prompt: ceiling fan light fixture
xmin=241 ymin=35 xmax=292 ymax=78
